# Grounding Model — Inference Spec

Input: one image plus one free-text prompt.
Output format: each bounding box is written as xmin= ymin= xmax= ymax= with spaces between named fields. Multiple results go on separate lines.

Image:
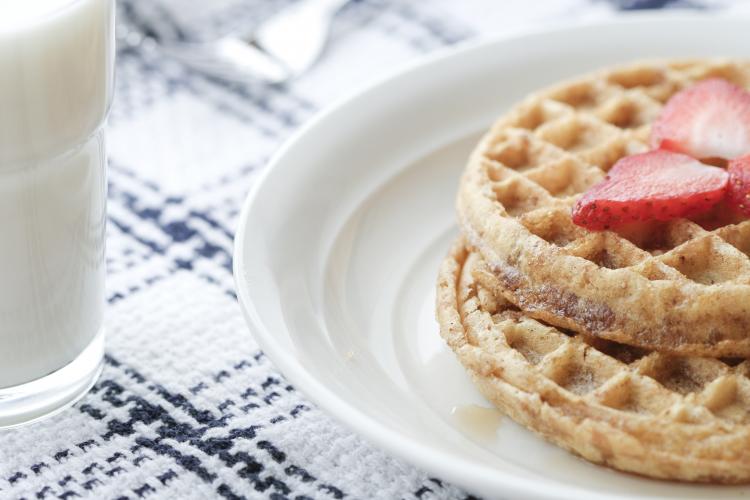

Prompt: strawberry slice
xmin=572 ymin=150 xmax=728 ymax=230
xmin=651 ymin=78 xmax=750 ymax=160
xmin=728 ymin=154 xmax=750 ymax=215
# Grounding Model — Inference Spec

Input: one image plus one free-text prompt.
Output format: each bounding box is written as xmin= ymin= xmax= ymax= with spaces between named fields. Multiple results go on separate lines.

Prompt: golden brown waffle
xmin=457 ymin=59 xmax=750 ymax=357
xmin=437 ymin=239 xmax=750 ymax=483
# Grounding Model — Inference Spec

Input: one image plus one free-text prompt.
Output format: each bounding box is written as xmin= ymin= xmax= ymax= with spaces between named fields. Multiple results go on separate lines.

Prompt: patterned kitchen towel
xmin=0 ymin=1 xmax=743 ymax=499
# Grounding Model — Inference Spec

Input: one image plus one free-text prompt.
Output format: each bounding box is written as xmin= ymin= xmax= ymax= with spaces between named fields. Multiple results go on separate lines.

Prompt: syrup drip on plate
xmin=451 ymin=404 xmax=503 ymax=442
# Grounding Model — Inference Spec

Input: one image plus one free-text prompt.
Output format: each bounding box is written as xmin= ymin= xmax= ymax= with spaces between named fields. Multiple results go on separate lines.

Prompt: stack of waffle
xmin=436 ymin=59 xmax=750 ymax=483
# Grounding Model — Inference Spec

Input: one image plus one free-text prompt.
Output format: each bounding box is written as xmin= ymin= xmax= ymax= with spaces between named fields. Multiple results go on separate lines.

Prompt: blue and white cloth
xmin=0 ymin=1 xmax=746 ymax=498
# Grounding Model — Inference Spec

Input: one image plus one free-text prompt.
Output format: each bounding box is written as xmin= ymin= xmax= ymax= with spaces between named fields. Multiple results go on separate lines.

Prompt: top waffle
xmin=458 ymin=59 xmax=750 ymax=357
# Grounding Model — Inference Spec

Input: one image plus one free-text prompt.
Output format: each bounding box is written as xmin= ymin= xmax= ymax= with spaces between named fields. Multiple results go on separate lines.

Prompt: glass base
xmin=0 ymin=328 xmax=104 ymax=429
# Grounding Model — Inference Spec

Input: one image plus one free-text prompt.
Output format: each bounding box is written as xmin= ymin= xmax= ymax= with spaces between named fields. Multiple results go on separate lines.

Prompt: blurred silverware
xmin=119 ymin=0 xmax=350 ymax=85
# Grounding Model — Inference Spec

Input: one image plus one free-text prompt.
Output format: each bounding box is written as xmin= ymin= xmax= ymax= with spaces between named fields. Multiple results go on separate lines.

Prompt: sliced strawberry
xmin=651 ymin=78 xmax=750 ymax=160
xmin=728 ymin=154 xmax=750 ymax=215
xmin=572 ymin=150 xmax=728 ymax=231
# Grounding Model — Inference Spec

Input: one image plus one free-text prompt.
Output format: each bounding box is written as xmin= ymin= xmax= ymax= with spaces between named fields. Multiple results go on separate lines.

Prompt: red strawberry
xmin=728 ymin=154 xmax=750 ymax=215
xmin=651 ymin=78 xmax=750 ymax=160
xmin=572 ymin=150 xmax=728 ymax=231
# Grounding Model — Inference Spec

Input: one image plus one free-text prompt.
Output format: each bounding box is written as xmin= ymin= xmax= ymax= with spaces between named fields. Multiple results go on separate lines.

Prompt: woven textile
xmin=0 ymin=1 xmax=745 ymax=499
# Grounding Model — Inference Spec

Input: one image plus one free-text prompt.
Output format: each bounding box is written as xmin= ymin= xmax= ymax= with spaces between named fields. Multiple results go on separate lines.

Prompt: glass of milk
xmin=0 ymin=0 xmax=114 ymax=427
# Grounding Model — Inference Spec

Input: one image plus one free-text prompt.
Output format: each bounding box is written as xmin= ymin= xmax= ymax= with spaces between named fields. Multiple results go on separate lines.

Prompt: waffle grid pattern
xmin=437 ymin=242 xmax=750 ymax=482
xmin=459 ymin=59 xmax=750 ymax=355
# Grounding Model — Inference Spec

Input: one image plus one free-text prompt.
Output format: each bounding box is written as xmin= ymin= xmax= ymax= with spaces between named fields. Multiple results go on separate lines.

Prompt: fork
xmin=119 ymin=0 xmax=351 ymax=85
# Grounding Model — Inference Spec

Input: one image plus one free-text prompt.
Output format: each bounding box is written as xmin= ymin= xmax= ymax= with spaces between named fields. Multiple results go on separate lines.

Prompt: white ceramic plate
xmin=234 ymin=14 xmax=750 ymax=499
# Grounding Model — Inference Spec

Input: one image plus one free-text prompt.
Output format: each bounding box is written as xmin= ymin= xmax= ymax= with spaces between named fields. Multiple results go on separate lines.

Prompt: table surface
xmin=1 ymin=0 xmax=746 ymax=499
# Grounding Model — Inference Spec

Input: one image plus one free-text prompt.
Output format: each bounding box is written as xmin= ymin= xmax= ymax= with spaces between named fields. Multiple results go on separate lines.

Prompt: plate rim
xmin=234 ymin=12 xmax=746 ymax=499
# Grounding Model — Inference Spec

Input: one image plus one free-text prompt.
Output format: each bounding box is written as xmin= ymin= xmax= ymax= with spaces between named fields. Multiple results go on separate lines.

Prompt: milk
xmin=0 ymin=0 xmax=113 ymax=389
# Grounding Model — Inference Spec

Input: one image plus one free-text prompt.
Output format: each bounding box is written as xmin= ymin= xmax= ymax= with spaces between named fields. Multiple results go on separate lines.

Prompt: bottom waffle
xmin=436 ymin=239 xmax=750 ymax=483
